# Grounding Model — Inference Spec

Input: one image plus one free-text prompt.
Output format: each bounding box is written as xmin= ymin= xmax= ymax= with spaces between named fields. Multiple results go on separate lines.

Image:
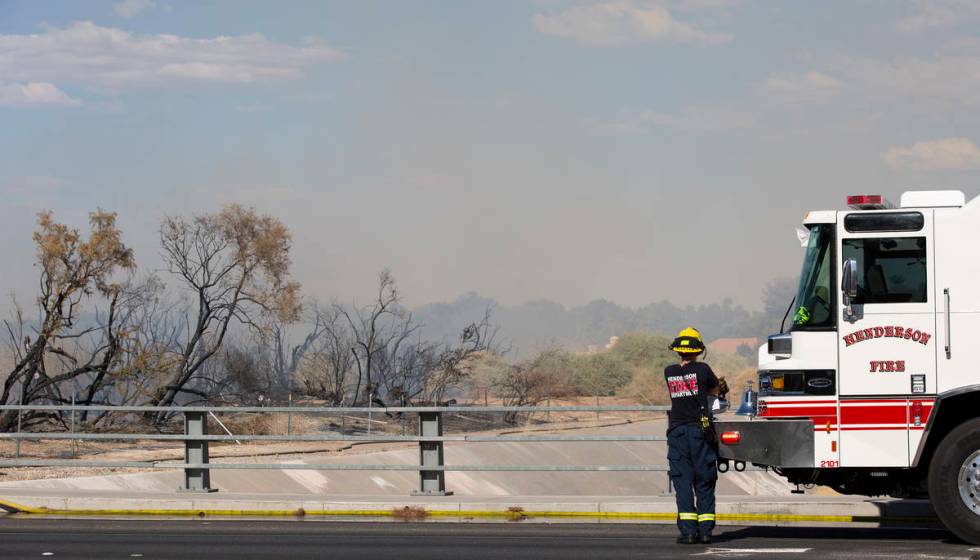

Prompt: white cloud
xmin=761 ymin=71 xmax=841 ymax=104
xmin=0 ymin=21 xmax=344 ymax=91
xmin=897 ymin=0 xmax=980 ymax=34
xmin=532 ymin=1 xmax=731 ymax=47
xmin=0 ymin=82 xmax=80 ymax=107
xmin=882 ymin=138 xmax=980 ymax=171
xmin=113 ymin=0 xmax=156 ymax=18
xmin=752 ymin=50 xmax=980 ymax=119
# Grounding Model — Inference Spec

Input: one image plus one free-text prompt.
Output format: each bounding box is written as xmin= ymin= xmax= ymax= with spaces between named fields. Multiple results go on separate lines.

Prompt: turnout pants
xmin=667 ymin=422 xmax=717 ymax=536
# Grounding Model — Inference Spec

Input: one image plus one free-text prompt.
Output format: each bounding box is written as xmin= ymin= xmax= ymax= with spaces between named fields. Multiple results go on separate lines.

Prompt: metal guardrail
xmin=0 ymin=405 xmax=665 ymax=412
xmin=0 ymin=403 xmax=740 ymax=496
xmin=0 ymin=433 xmax=668 ymax=442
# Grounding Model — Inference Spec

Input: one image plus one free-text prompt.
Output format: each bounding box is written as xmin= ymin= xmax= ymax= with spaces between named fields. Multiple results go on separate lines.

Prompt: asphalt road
xmin=0 ymin=518 xmax=974 ymax=560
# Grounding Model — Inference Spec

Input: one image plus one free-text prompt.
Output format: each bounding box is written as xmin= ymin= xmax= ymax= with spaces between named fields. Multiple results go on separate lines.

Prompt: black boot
xmin=699 ymin=534 xmax=712 ymax=544
xmin=676 ymin=535 xmax=698 ymax=544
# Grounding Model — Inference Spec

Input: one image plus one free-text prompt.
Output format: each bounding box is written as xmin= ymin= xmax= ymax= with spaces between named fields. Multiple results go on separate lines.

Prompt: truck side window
xmin=841 ymin=237 xmax=927 ymax=304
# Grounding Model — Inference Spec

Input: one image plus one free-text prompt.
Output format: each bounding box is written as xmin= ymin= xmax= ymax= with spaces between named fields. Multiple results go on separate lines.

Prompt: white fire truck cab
xmin=717 ymin=190 xmax=980 ymax=542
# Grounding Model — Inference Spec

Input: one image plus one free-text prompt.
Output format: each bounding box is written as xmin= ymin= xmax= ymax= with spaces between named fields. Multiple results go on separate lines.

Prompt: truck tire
xmin=928 ymin=417 xmax=980 ymax=543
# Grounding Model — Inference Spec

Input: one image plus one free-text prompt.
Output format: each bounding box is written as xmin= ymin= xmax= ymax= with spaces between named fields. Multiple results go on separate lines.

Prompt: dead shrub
xmin=392 ymin=506 xmax=428 ymax=521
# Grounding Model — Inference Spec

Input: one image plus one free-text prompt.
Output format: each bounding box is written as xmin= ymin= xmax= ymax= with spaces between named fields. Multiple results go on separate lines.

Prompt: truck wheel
xmin=928 ymin=417 xmax=980 ymax=543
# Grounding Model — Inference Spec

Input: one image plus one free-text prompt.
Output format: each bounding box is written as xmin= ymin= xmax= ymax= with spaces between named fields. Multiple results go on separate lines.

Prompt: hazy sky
xmin=2 ymin=0 xmax=980 ymax=311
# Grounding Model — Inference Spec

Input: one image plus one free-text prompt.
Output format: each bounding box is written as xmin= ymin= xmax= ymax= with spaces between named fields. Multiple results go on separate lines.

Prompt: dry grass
xmin=217 ymin=412 xmax=320 ymax=436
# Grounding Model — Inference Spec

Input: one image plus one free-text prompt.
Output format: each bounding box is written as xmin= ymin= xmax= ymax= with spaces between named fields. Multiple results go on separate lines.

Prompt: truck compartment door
xmin=836 ymin=210 xmax=936 ymax=468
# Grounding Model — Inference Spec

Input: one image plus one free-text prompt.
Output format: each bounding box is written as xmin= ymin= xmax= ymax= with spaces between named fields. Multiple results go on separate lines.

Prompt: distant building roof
xmin=709 ymin=337 xmax=759 ymax=354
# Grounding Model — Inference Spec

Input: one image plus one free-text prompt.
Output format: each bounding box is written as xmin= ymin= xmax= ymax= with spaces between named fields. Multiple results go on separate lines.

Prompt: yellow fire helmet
xmin=669 ymin=327 xmax=705 ymax=354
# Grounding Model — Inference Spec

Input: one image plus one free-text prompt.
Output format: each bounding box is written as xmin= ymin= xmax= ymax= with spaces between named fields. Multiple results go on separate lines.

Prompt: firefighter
xmin=664 ymin=327 xmax=724 ymax=544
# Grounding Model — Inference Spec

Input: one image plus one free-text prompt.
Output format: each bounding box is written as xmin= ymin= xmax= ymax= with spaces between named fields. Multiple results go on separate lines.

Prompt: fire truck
xmin=716 ymin=190 xmax=980 ymax=543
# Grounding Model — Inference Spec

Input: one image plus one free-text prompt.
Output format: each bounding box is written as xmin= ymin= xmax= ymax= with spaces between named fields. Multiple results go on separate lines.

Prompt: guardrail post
xmin=182 ymin=411 xmax=216 ymax=492
xmin=412 ymin=410 xmax=452 ymax=496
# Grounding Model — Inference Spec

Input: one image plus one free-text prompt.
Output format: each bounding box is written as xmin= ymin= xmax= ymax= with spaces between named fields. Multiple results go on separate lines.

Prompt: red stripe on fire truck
xmin=756 ymin=397 xmax=934 ymax=430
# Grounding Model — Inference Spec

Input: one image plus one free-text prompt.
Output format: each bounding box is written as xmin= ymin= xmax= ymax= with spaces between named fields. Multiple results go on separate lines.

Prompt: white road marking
xmin=694 ymin=548 xmax=810 ymax=557
xmin=280 ymin=460 xmax=330 ymax=493
xmin=370 ymin=476 xmax=396 ymax=489
xmin=41 ymin=553 xmax=54 ymax=557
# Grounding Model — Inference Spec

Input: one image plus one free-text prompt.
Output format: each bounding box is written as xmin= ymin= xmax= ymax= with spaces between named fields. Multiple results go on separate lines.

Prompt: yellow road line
xmin=0 ymin=499 xmax=939 ymax=524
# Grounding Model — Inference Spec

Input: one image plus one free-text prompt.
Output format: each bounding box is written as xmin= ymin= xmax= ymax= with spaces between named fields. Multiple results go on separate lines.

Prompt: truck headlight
xmin=758 ymin=372 xmax=772 ymax=393
xmin=758 ymin=369 xmax=835 ymax=396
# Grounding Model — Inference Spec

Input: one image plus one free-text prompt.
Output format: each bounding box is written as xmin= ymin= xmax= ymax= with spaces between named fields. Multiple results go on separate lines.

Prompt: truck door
xmin=836 ymin=210 xmax=936 ymax=467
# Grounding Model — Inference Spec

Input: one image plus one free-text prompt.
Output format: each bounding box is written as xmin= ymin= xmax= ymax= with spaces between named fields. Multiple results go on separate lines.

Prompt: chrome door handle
xmin=944 ymin=288 xmax=951 ymax=359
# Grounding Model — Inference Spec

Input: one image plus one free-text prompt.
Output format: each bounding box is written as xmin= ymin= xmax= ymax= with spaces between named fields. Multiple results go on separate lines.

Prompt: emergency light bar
xmin=847 ymin=194 xmax=893 ymax=210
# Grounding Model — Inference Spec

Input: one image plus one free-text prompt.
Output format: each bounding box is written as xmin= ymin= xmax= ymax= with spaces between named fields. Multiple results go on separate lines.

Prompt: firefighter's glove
xmin=717 ymin=377 xmax=729 ymax=398
xmin=699 ymin=415 xmax=711 ymax=430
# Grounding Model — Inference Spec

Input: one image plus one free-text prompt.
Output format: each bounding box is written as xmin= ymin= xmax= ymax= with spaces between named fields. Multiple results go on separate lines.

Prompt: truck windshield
xmin=792 ymin=224 xmax=835 ymax=330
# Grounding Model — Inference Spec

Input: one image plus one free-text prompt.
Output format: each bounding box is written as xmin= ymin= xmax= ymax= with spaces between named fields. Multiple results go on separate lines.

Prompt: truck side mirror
xmin=841 ymin=258 xmax=858 ymax=317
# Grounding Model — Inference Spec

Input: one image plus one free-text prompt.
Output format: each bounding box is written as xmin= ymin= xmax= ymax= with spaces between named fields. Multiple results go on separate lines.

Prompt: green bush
xmin=571 ymin=352 xmax=631 ymax=396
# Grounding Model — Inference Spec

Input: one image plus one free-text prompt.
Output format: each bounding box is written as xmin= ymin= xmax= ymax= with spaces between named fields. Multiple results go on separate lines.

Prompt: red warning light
xmin=911 ymin=401 xmax=923 ymax=426
xmin=847 ymin=195 xmax=891 ymax=210
xmin=720 ymin=431 xmax=741 ymax=446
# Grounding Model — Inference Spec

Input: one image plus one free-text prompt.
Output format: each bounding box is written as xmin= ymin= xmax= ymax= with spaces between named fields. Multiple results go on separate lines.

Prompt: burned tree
xmin=338 ymin=269 xmax=400 ymax=406
xmin=0 ymin=210 xmax=135 ymax=431
xmin=297 ymin=305 xmax=355 ymax=404
xmin=259 ymin=300 xmax=331 ymax=397
xmin=149 ymin=204 xmax=300 ymax=416
xmin=333 ymin=270 xmax=499 ymax=407
xmin=372 ymin=306 xmax=498 ymax=406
